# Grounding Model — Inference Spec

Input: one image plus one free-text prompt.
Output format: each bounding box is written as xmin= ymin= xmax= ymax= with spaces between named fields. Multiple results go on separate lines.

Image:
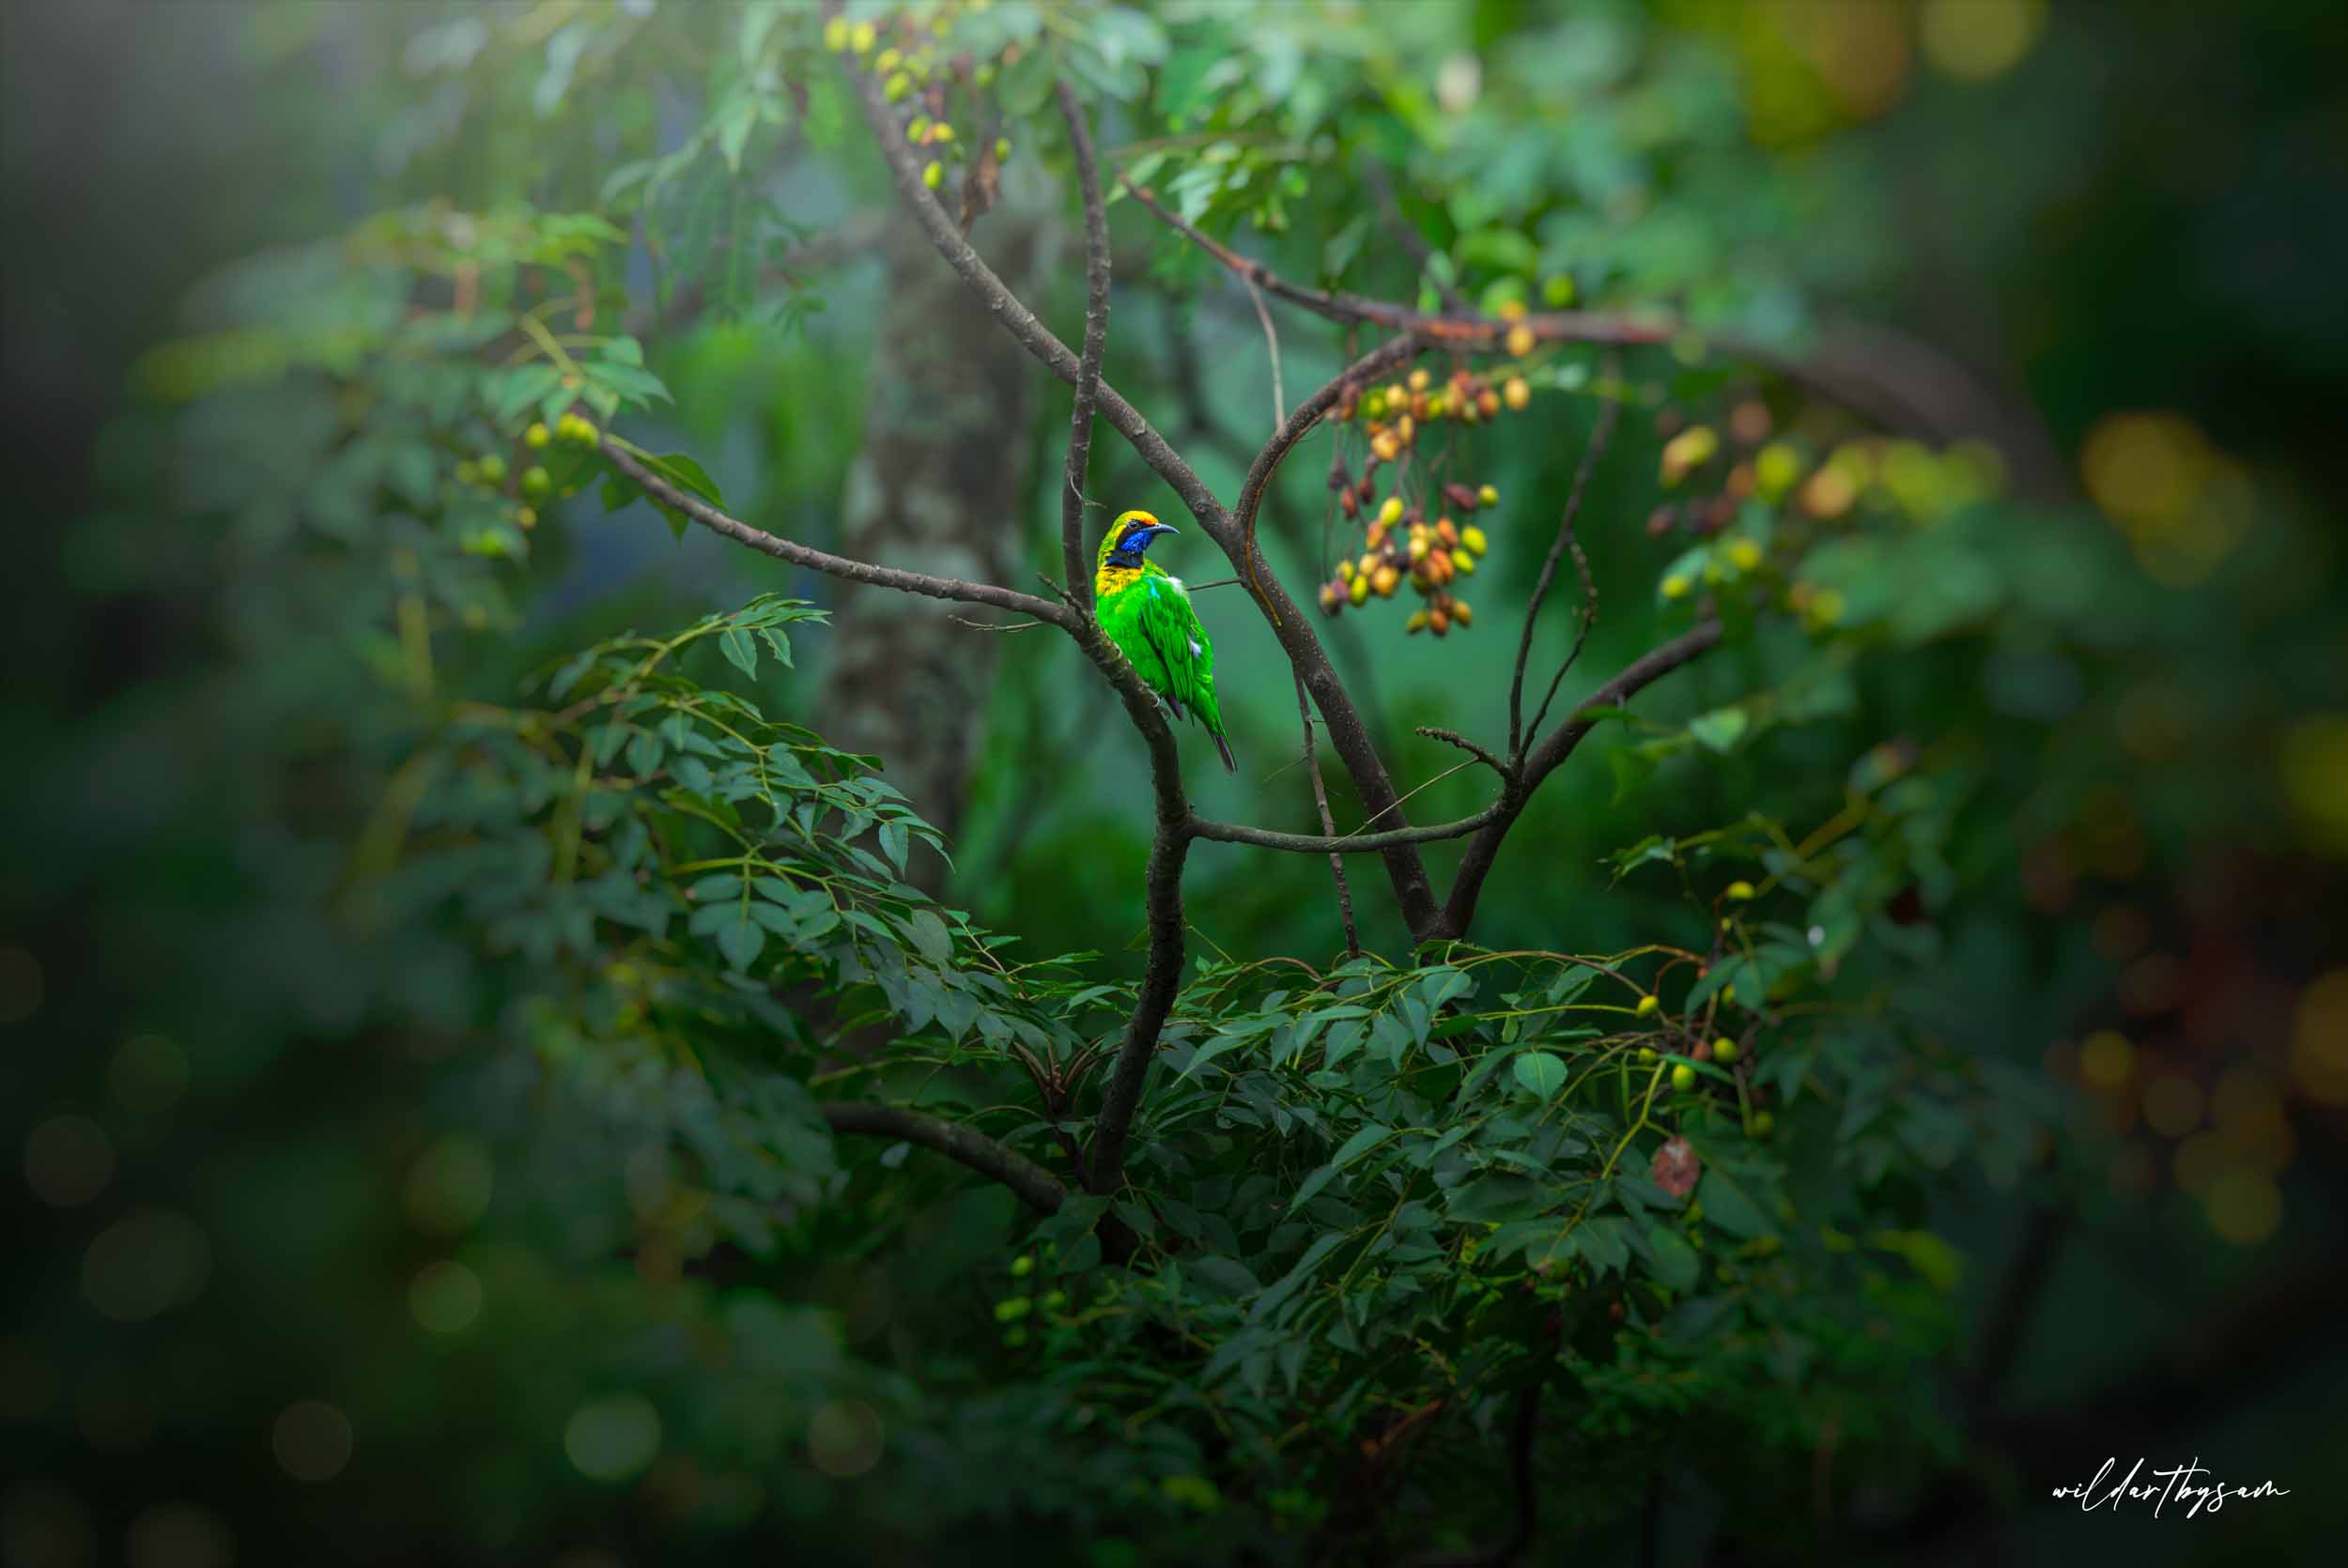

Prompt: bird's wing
xmin=1138 ymin=578 xmax=1220 ymax=726
xmin=1133 ymin=580 xmax=1200 ymax=716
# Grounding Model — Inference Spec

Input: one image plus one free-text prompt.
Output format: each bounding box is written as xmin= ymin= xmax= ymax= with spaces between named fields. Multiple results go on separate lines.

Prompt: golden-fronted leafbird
xmin=1094 ymin=510 xmax=1235 ymax=771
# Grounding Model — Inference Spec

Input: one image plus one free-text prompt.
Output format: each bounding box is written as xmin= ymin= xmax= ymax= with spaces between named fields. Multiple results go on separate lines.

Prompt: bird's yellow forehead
xmin=1118 ymin=510 xmax=1160 ymax=532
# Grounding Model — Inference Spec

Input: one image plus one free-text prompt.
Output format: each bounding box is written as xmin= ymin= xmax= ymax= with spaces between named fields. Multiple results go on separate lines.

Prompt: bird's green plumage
xmin=1095 ymin=511 xmax=1235 ymax=771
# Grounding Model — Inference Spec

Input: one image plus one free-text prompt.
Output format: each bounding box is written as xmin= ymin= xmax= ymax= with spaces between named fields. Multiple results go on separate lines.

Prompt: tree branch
xmin=823 ymin=1101 xmax=1066 ymax=1215
xmin=1188 ymin=807 xmax=1500 ymax=856
xmin=1509 ymin=388 xmax=1618 ymax=761
xmin=1416 ymin=726 xmax=1507 ymax=776
xmin=599 ymin=440 xmax=1062 ymax=621
xmin=1298 ymin=671 xmax=1361 ymax=958
xmin=1057 ymin=80 xmax=1110 ymax=616
xmin=1432 ymin=620 xmax=1723 ymax=941
xmin=1084 ymin=819 xmax=1191 ymax=1197
xmin=1121 ymin=180 xmax=1673 ymax=353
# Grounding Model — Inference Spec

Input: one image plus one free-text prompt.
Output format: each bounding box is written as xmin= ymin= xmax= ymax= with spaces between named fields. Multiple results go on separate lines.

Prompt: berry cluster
xmin=1315 ymin=310 xmax=1549 ymax=637
xmin=827 ymin=3 xmax=1013 ymax=197
xmin=453 ymin=413 xmax=600 ymax=550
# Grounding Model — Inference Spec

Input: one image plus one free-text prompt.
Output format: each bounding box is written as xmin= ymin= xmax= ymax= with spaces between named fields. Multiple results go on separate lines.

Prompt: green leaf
xmin=1695 ymin=1170 xmax=1773 ymax=1238
xmin=719 ymin=626 xmax=758 ymax=680
xmin=1444 ymin=1173 xmax=1550 ymax=1224
xmin=1251 ymin=1231 xmax=1348 ymax=1323
xmin=1573 ymin=1217 xmax=1630 ymax=1275
xmin=1512 ymin=1052 xmax=1568 ymax=1099
xmin=717 ymin=912 xmax=765 ymax=971
xmin=1689 ymin=707 xmax=1750 ymax=753
xmin=1328 ymin=1122 xmax=1395 ymax=1170
xmin=1641 ymin=1224 xmax=1700 ymax=1292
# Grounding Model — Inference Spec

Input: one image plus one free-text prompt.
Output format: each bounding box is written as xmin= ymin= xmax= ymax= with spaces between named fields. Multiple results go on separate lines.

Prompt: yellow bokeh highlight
xmin=1921 ymin=0 xmax=2047 ymax=83
xmin=2082 ymin=412 xmax=2211 ymax=528
xmin=2078 ymin=1030 xmax=2134 ymax=1089
xmin=2279 ymin=715 xmax=2348 ymax=854
xmin=2201 ymin=1169 xmax=2282 ymax=1247
xmin=2078 ymin=411 xmax=2257 ymax=588
xmin=2293 ymin=970 xmax=2348 ymax=1104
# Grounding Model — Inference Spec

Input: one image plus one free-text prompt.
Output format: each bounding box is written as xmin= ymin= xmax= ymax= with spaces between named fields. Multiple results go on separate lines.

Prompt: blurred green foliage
xmin=5 ymin=3 xmax=2344 ymax=1565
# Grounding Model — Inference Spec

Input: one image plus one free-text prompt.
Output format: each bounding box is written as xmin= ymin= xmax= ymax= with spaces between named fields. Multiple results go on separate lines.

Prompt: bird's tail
xmin=1213 ymin=730 xmax=1237 ymax=773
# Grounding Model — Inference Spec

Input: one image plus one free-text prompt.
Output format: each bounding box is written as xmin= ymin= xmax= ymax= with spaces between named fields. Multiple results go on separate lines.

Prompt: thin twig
xmin=1433 ymin=620 xmax=1724 ymax=940
xmin=947 ymin=614 xmax=1049 ymax=633
xmin=1511 ymin=383 xmax=1620 ymax=760
xmin=1231 ymin=332 xmax=1427 ymax=621
xmin=1187 ymin=804 xmax=1499 ymax=857
xmin=1298 ymin=671 xmax=1361 ymax=958
xmin=1121 ymin=178 xmax=1672 ymax=353
xmin=600 ymin=439 xmax=1059 ymax=620
xmin=1417 ymin=727 xmax=1506 ymax=776
xmin=1243 ymin=271 xmax=1286 ymax=432
xmin=1057 ymin=80 xmax=1111 ymax=617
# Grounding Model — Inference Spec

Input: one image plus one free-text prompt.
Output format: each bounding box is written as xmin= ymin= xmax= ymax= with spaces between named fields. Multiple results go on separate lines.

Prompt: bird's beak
xmin=1143 ymin=523 xmax=1180 ymax=543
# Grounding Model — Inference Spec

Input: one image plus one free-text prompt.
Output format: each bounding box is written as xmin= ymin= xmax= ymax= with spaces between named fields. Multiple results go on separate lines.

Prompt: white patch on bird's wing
xmin=1188 ymin=638 xmax=1202 ymax=656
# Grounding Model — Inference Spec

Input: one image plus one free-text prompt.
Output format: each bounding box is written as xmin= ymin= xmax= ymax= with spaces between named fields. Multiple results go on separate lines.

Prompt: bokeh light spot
xmin=82 ymin=1208 xmax=209 ymax=1322
xmin=1921 ymin=0 xmax=2046 ymax=83
xmin=408 ymin=1259 xmax=483 ymax=1334
xmin=25 ymin=1115 xmax=115 ymax=1208
xmin=2081 ymin=411 xmax=2211 ymax=530
xmin=2278 ymin=715 xmax=2348 ymax=853
xmin=565 ymin=1395 xmax=661 ymax=1482
xmin=807 ymin=1400 xmax=884 ymax=1479
xmin=2078 ymin=1030 xmax=2133 ymax=1090
xmin=271 ymin=1399 xmax=353 ymax=1482
xmin=2292 ymin=969 xmax=2348 ymax=1104
xmin=2201 ymin=1169 xmax=2281 ymax=1247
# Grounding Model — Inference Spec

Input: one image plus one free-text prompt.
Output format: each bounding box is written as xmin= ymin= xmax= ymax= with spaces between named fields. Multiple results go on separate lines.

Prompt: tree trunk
xmin=820 ymin=203 xmax=1054 ymax=888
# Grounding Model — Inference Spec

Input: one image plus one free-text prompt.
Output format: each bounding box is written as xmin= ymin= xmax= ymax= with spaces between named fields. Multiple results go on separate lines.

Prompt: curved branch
xmin=1231 ymin=332 xmax=1426 ymax=571
xmin=1084 ymin=822 xmax=1191 ymax=1196
xmin=1057 ymin=80 xmax=1111 ymax=615
xmin=823 ymin=1101 xmax=1066 ymax=1215
xmin=1121 ymin=180 xmax=1673 ymax=352
xmin=600 ymin=440 xmax=1062 ymax=621
xmin=1431 ymin=620 xmax=1723 ymax=942
xmin=1188 ymin=807 xmax=1499 ymax=856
